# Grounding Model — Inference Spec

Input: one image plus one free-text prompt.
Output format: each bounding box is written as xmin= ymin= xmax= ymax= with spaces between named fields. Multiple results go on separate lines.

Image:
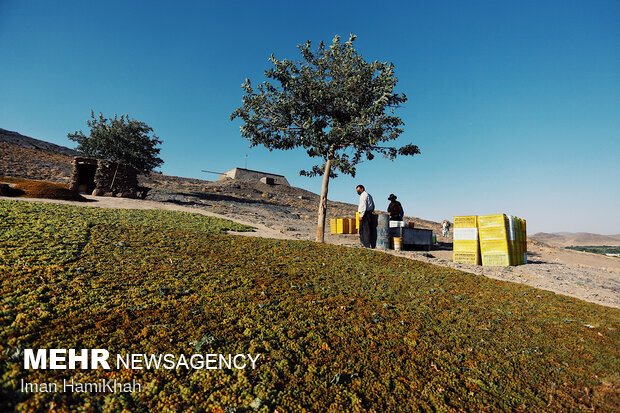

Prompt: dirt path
xmin=3 ymin=195 xmax=619 ymax=309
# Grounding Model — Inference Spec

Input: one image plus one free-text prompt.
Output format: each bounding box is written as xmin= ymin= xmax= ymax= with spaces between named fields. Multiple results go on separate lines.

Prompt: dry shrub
xmin=0 ymin=175 xmax=87 ymax=201
xmin=15 ymin=181 xmax=87 ymax=201
xmin=0 ymin=175 xmax=29 ymax=184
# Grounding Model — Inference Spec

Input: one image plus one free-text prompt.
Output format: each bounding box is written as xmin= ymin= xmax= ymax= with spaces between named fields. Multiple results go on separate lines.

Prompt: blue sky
xmin=1 ymin=0 xmax=618 ymax=234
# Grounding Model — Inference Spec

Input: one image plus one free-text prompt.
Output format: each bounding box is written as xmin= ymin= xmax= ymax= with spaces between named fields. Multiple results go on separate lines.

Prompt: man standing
xmin=387 ymin=194 xmax=404 ymax=221
xmin=356 ymin=185 xmax=375 ymax=248
xmin=442 ymin=220 xmax=451 ymax=237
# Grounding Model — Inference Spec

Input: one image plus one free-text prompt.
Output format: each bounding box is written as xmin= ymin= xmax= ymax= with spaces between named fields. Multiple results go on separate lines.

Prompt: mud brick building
xmin=217 ymin=167 xmax=290 ymax=186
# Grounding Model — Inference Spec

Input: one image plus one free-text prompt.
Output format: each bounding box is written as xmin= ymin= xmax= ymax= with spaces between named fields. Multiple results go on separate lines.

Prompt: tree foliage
xmin=230 ymin=33 xmax=420 ymax=179
xmin=231 ymin=34 xmax=420 ymax=242
xmin=68 ymin=111 xmax=164 ymax=174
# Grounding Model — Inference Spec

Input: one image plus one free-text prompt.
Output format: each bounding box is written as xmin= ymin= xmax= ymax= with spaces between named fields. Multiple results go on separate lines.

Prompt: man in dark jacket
xmin=387 ymin=194 xmax=404 ymax=221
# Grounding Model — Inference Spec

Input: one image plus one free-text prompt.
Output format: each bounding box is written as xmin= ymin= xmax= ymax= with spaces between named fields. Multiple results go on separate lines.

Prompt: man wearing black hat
xmin=387 ymin=194 xmax=404 ymax=221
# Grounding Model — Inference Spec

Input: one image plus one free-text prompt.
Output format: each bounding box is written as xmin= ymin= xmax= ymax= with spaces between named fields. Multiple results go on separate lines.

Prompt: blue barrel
xmin=376 ymin=214 xmax=390 ymax=250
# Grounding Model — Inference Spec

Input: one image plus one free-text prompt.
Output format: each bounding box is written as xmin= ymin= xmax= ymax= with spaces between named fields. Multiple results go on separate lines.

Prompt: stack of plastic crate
xmin=511 ymin=216 xmax=527 ymax=264
xmin=452 ymin=215 xmax=481 ymax=265
xmin=329 ymin=218 xmax=357 ymax=234
xmin=521 ymin=218 xmax=527 ymax=263
xmin=453 ymin=214 xmax=527 ymax=266
xmin=478 ymin=214 xmax=512 ymax=266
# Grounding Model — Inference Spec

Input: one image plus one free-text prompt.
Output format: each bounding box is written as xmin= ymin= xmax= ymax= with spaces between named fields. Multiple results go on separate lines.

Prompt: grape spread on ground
xmin=0 ymin=200 xmax=618 ymax=412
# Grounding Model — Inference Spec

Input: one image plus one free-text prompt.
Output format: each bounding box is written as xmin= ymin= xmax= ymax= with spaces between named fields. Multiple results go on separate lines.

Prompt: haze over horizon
xmin=1 ymin=0 xmax=618 ymax=234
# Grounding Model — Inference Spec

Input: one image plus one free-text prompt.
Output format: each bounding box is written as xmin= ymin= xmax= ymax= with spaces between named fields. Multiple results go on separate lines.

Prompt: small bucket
xmin=393 ymin=237 xmax=402 ymax=251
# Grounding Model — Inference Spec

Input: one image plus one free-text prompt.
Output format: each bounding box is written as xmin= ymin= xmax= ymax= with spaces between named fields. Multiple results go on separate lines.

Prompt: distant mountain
xmin=531 ymin=232 xmax=620 ymax=247
xmin=0 ymin=128 xmax=78 ymax=157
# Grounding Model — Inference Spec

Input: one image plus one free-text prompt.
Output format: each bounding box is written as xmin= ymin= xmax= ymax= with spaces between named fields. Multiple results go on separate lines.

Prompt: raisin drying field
xmin=1 ymin=200 xmax=618 ymax=412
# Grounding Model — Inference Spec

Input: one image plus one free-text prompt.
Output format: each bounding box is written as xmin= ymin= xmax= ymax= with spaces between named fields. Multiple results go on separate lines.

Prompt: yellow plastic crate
xmin=482 ymin=252 xmax=511 ymax=266
xmin=479 ymin=214 xmax=511 ymax=266
xmin=515 ymin=239 xmax=522 ymax=265
xmin=348 ymin=218 xmax=357 ymax=234
xmin=479 ymin=226 xmax=509 ymax=240
xmin=478 ymin=214 xmax=507 ymax=228
xmin=481 ymin=243 xmax=511 ymax=266
xmin=453 ymin=251 xmax=481 ymax=265
xmin=480 ymin=238 xmax=510 ymax=252
xmin=519 ymin=217 xmax=528 ymax=264
xmin=355 ymin=212 xmax=360 ymax=230
xmin=522 ymin=219 xmax=528 ymax=263
xmin=453 ymin=215 xmax=481 ymax=264
xmin=453 ymin=239 xmax=479 ymax=252
xmin=515 ymin=218 xmax=523 ymax=264
xmin=453 ymin=215 xmax=478 ymax=228
xmin=330 ymin=218 xmax=351 ymax=234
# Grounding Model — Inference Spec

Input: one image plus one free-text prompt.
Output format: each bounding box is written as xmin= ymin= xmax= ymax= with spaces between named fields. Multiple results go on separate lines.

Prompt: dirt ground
xmin=3 ymin=189 xmax=619 ymax=309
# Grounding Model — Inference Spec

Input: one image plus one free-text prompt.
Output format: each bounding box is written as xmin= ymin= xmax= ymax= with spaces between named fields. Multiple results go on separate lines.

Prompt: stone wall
xmin=69 ymin=157 xmax=148 ymax=198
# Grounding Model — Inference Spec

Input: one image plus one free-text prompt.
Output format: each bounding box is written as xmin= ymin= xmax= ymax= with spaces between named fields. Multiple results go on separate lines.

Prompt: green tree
xmin=68 ymin=111 xmax=164 ymax=174
xmin=231 ymin=34 xmax=420 ymax=242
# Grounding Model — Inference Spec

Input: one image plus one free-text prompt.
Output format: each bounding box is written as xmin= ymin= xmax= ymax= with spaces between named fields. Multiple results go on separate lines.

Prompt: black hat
xmin=388 ymin=194 xmax=397 ymax=200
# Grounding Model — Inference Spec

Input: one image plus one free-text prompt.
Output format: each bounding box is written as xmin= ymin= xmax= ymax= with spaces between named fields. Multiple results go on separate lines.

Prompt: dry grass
xmin=0 ymin=175 xmax=87 ymax=201
xmin=0 ymin=175 xmax=29 ymax=184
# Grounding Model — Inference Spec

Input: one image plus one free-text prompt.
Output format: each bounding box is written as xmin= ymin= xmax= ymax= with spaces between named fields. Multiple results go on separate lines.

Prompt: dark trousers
xmin=359 ymin=212 xmax=376 ymax=248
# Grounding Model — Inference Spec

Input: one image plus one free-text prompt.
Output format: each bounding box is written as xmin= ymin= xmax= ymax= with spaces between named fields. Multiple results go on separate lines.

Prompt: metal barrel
xmin=376 ymin=214 xmax=390 ymax=250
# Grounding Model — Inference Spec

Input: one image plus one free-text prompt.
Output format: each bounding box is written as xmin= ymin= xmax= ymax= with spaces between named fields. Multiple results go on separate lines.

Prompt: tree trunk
xmin=316 ymin=146 xmax=335 ymax=243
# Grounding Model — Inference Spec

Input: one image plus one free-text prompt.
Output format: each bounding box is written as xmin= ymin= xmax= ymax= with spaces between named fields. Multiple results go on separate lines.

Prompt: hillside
xmin=531 ymin=232 xmax=620 ymax=247
xmin=0 ymin=128 xmax=79 ymax=156
xmin=0 ymin=128 xmax=77 ymax=183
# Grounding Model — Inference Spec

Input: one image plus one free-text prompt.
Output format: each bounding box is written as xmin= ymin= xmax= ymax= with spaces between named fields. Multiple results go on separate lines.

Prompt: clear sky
xmin=1 ymin=0 xmax=618 ymax=234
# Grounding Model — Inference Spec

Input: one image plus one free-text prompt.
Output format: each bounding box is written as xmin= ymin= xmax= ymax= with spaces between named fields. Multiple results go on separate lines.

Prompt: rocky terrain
xmin=0 ymin=128 xmax=79 ymax=156
xmin=0 ymin=129 xmax=76 ymax=183
xmin=1 ymin=127 xmax=619 ymax=308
